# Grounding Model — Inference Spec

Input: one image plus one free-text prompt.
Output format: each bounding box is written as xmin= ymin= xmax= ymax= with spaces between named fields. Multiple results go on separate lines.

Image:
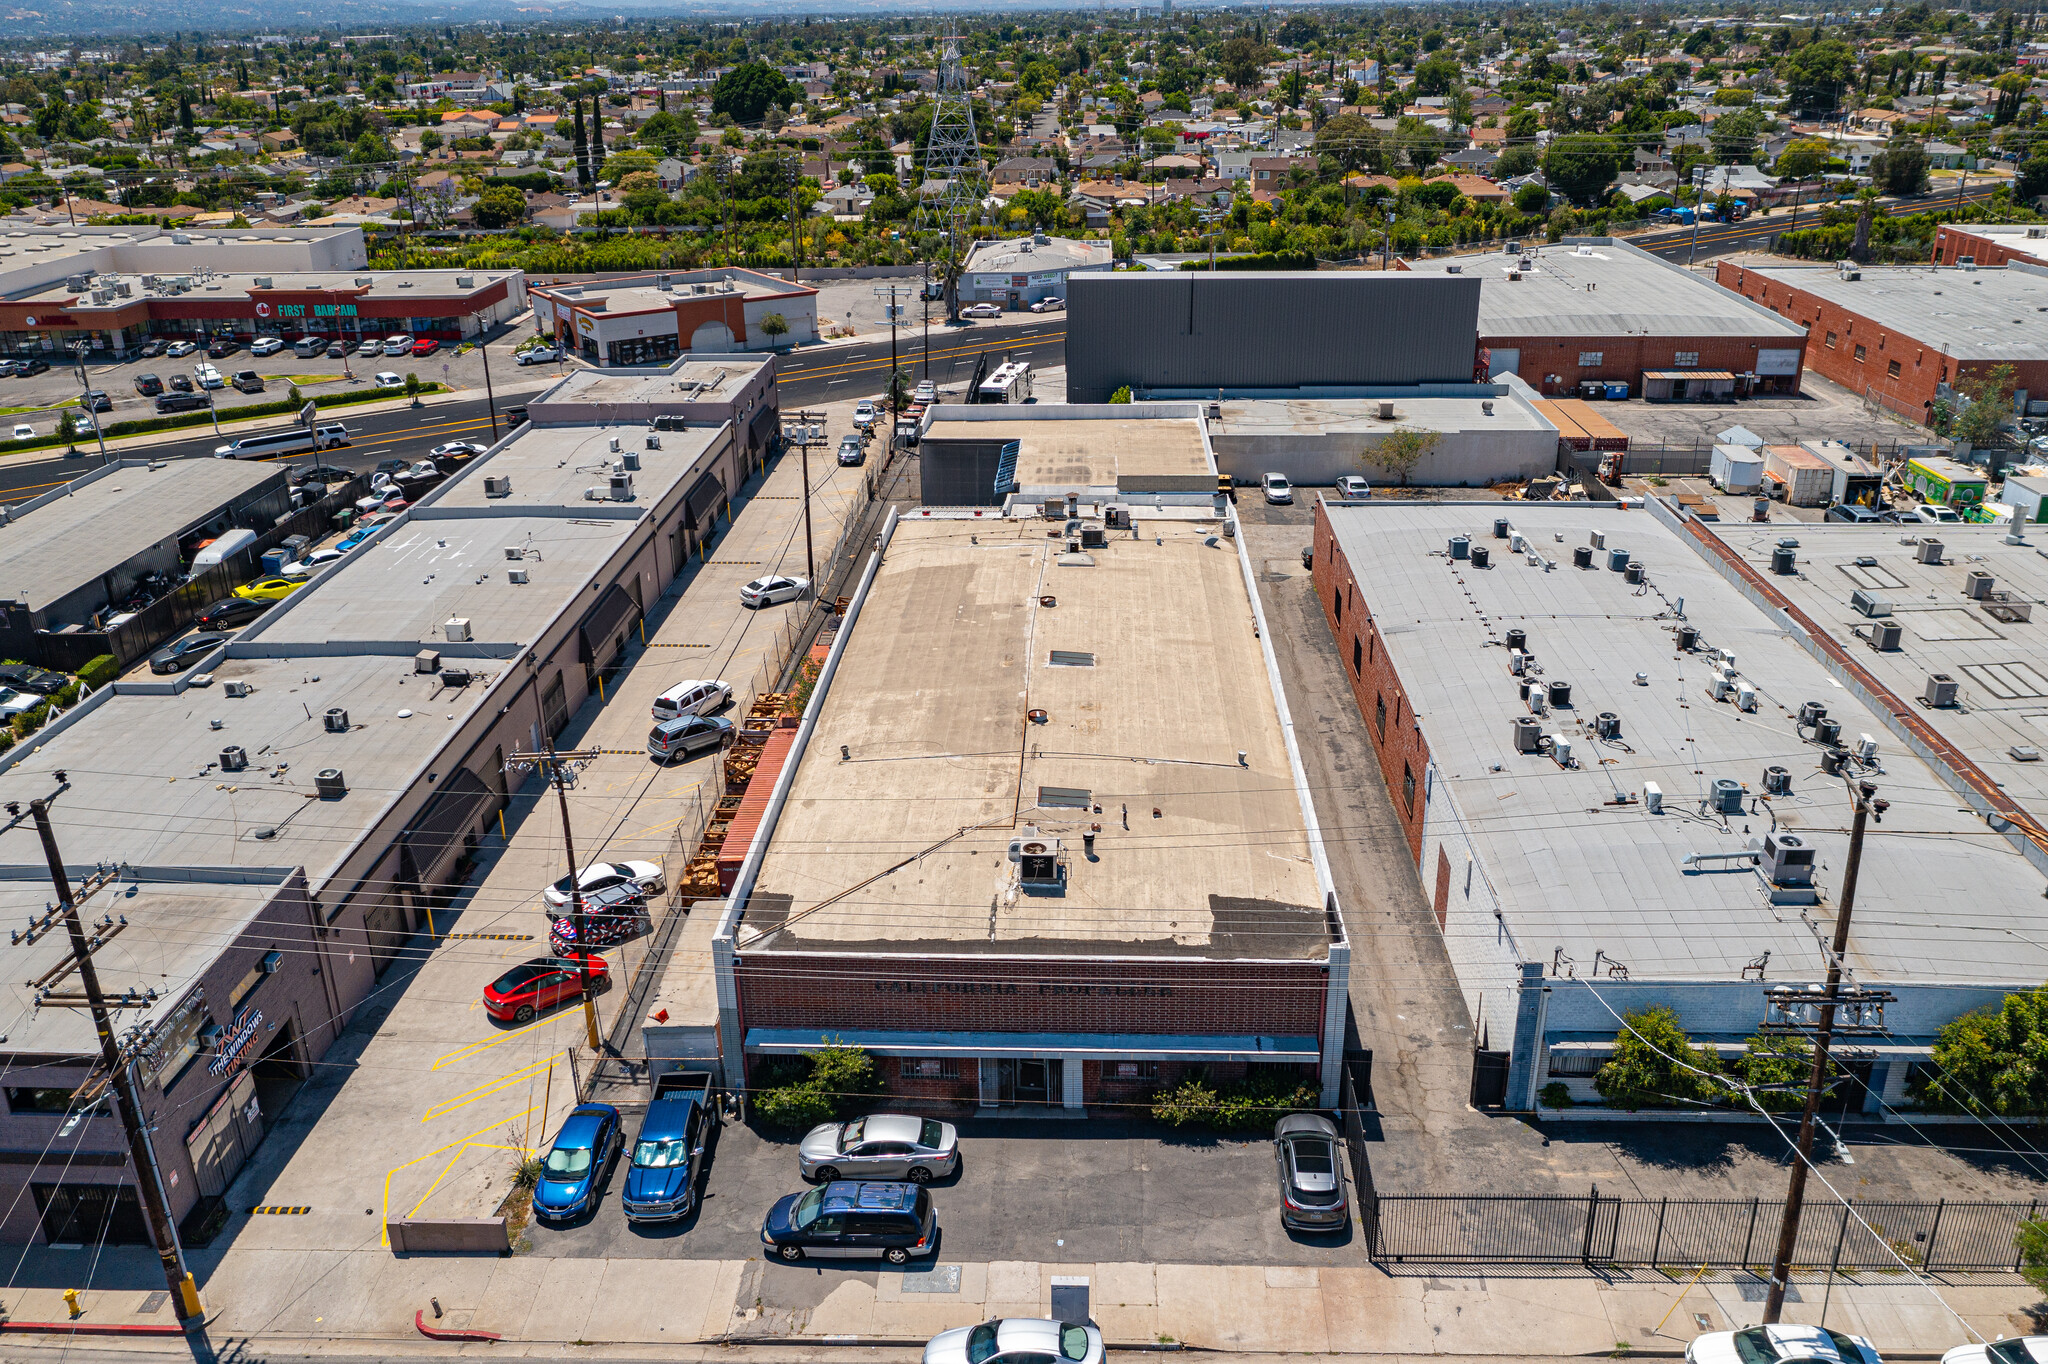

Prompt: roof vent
xmin=314 ymin=768 xmax=347 ymax=799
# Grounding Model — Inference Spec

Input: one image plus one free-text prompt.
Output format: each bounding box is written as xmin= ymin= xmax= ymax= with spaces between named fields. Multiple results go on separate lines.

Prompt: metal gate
xmin=184 ymin=1070 xmax=262 ymax=1198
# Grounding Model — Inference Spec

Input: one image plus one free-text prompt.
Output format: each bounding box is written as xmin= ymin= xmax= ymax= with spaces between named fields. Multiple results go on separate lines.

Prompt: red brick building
xmin=1931 ymin=223 xmax=2048 ymax=269
xmin=1403 ymin=238 xmax=1809 ymax=397
xmin=710 ymin=487 xmax=1350 ymax=1115
xmin=1717 ymin=260 xmax=2048 ymax=424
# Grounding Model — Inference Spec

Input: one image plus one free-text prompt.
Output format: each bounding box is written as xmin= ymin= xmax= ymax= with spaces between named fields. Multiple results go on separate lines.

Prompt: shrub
xmin=1150 ymin=1070 xmax=1320 ymax=1131
xmin=75 ymin=655 xmax=118 ymax=689
xmin=1911 ymin=983 xmax=2048 ymax=1116
xmin=1732 ymin=1032 xmax=1829 ymax=1112
xmin=1109 ymin=385 xmax=1133 ymax=404
xmin=51 ymin=682 xmax=78 ymax=707
xmin=1594 ymin=1005 xmax=1730 ymax=1110
xmin=754 ymin=1080 xmax=840 ymax=1129
xmin=1150 ymin=1076 xmax=1220 ymax=1127
xmin=1539 ymin=1081 xmax=1574 ymax=1108
xmin=750 ymin=1041 xmax=884 ymax=1128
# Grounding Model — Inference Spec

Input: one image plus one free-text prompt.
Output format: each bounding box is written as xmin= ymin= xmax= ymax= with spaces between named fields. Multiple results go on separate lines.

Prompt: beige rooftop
xmin=924 ymin=415 xmax=1212 ymax=491
xmin=739 ymin=515 xmax=1327 ymax=959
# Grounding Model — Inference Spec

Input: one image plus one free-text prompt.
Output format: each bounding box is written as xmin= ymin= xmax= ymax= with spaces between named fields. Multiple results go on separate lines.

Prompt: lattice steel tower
xmin=919 ymin=35 xmax=983 ymax=321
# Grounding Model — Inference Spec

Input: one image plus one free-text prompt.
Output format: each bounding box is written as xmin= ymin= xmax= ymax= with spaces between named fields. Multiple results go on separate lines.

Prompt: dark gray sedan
xmin=149 ymin=632 xmax=230 ymax=674
xmin=1274 ymin=1113 xmax=1347 ymax=1231
xmin=798 ymin=1113 xmax=959 ymax=1184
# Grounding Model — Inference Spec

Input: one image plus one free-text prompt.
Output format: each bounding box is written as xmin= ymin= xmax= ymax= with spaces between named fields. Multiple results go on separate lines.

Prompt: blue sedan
xmin=533 ymin=1103 xmax=622 ymax=1221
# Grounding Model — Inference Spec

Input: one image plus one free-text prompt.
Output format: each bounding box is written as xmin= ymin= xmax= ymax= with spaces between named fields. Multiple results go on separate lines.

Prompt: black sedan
xmin=206 ymin=338 xmax=240 ymax=359
xmin=0 ymin=663 xmax=67 ymax=695
xmin=292 ymin=465 xmax=357 ymax=488
xmin=14 ymin=358 xmax=48 ymax=377
xmin=134 ymin=373 xmax=163 ymax=396
xmin=167 ymin=374 xmax=193 ymax=393
xmin=194 ymin=597 xmax=271 ymax=633
xmin=148 ymin=632 xmax=231 ymax=675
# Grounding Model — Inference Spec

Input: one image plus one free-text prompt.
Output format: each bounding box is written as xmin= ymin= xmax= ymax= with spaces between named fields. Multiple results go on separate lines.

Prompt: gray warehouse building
xmin=1064 ymin=272 xmax=1484 ymax=402
xmin=0 ymin=357 xmax=761 ymax=1246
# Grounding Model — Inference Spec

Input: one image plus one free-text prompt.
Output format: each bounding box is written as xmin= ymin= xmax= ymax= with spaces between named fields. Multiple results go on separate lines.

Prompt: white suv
xmin=382 ymin=334 xmax=414 ymax=356
xmin=1263 ymin=472 xmax=1293 ymax=505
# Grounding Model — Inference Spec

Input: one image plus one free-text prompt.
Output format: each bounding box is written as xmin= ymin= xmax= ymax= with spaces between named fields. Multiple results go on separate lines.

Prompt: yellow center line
xmin=380 ymin=1106 xmax=539 ymax=1246
xmin=422 ymin=1054 xmax=562 ymax=1123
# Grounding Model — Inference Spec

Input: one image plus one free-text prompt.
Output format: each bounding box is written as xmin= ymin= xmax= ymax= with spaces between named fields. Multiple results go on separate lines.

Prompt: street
xmin=1630 ymin=180 xmax=2005 ymax=262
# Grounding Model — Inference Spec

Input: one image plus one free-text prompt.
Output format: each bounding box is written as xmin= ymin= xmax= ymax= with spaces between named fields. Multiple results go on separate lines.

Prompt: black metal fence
xmin=1364 ymin=1189 xmax=2043 ymax=1272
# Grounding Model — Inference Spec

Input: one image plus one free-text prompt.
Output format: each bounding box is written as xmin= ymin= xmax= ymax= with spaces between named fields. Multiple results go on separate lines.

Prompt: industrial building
xmin=0 ymin=357 xmax=762 ymax=1245
xmin=960 ymin=233 xmax=1115 ymax=308
xmin=1309 ymin=497 xmax=2048 ymax=1117
xmin=525 ymin=357 xmax=780 ymax=469
xmin=1064 ymin=271 xmax=1484 ymax=403
xmin=528 ymin=268 xmax=818 ymax=367
xmin=1931 ymin=222 xmax=2048 ymax=270
xmin=1715 ymin=260 xmax=2048 ymax=424
xmin=1406 ymin=239 xmax=1809 ymax=399
xmin=713 ymin=406 xmax=1350 ymax=1114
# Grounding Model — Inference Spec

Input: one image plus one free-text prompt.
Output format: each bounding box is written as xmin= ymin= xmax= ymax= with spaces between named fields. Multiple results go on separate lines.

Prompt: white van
xmin=191 ymin=528 xmax=259 ymax=569
xmin=651 ymin=678 xmax=732 ymax=722
xmin=292 ymin=335 xmax=327 ymax=358
xmin=214 ymin=423 xmax=351 ymax=459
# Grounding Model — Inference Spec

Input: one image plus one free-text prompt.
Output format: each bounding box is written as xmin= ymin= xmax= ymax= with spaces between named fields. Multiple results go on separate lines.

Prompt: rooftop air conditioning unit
xmin=1007 ymin=825 xmax=1064 ymax=889
xmin=1871 ymin=621 xmax=1903 ymax=650
xmin=608 ymin=473 xmax=635 ymax=501
xmin=483 ymin=475 xmax=512 ymax=498
xmin=455 ymin=275 xmax=474 ymax=288
xmin=1760 ymin=831 xmax=1815 ymax=887
xmin=623 ymin=451 xmax=642 ymax=471
xmin=323 ymin=706 xmax=349 ymax=732
xmin=504 ymin=545 xmax=524 ymax=560
xmin=508 ymin=567 xmax=529 ymax=584
xmin=223 ymin=680 xmax=251 ymax=698
xmin=1966 ymin=569 xmax=1996 ymax=599
xmin=415 ymin=649 xmax=441 ymax=674
xmin=444 ymin=617 xmax=472 ymax=643
xmin=585 ymin=486 xmax=610 ymax=501
xmin=1838 ymin=266 xmax=1861 ymax=281
xmin=314 ymin=767 xmax=346 ymax=799
xmin=1925 ymin=672 xmax=1959 ymax=707
xmin=1918 ymin=538 xmax=1945 ymax=565
xmin=253 ymin=276 xmax=272 ymax=289
xmin=2028 ymin=227 xmax=2046 ymax=240
xmin=219 ymin=744 xmax=247 ymax=772
xmin=139 ymin=274 xmax=156 ymax=289
xmin=1850 ymin=589 xmax=1891 ymax=617
xmin=1961 ymin=258 xmax=1978 ymax=271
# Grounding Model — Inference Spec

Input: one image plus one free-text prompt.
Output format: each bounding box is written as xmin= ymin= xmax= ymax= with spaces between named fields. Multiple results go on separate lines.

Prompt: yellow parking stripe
xmin=381 ymin=1107 xmax=539 ymax=1247
xmin=431 ymin=1014 xmax=553 ymax=1072
xmin=422 ymin=1055 xmax=561 ymax=1121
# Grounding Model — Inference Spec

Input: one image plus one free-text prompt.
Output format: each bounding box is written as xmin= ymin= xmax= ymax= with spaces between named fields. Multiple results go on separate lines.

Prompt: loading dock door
xmin=1488 ymin=348 xmax=1520 ymax=380
xmin=184 ymin=1070 xmax=263 ymax=1199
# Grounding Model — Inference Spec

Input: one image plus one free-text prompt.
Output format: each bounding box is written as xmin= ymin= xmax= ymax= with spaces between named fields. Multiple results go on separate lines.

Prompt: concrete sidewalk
xmin=5 ymin=1255 xmax=2034 ymax=1356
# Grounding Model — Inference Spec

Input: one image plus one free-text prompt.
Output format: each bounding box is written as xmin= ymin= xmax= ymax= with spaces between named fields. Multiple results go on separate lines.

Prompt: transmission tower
xmin=918 ymin=35 xmax=984 ymax=323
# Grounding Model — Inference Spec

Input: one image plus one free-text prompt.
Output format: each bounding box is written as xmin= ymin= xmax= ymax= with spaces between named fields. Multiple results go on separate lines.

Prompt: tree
xmin=1709 ymin=107 xmax=1764 ymax=164
xmin=1911 ymin=980 xmax=2048 ymax=1115
xmin=1541 ymin=133 xmax=1623 ymax=206
xmin=1512 ymin=181 xmax=1550 ymax=214
xmin=1849 ymin=186 xmax=1881 ymax=262
xmin=753 ymin=1042 xmax=884 ymax=1127
xmin=572 ymin=101 xmax=589 ymax=187
xmin=1784 ymin=38 xmax=1857 ymax=112
xmin=472 ymin=186 xmax=527 ymax=229
xmin=1218 ymin=35 xmax=1265 ymax=91
xmin=420 ymin=130 xmax=443 ymax=153
xmin=1412 ymin=54 xmax=1462 ymax=98
xmin=1369 ymin=426 xmax=1441 ymax=486
xmin=1875 ymin=135 xmax=1929 ymax=195
xmin=710 ymin=61 xmax=798 ymax=124
xmin=1315 ymin=112 xmax=1380 ymax=172
xmin=346 ymin=130 xmax=394 ymax=164
xmin=1594 ymin=1004 xmax=1729 ymax=1109
xmin=758 ymin=312 xmax=789 ymax=344
xmin=1773 ymin=138 xmax=1832 ymax=181
xmin=588 ymin=96 xmax=605 ymax=182
xmin=1953 ymin=363 xmax=2018 ymax=449
xmin=1496 ymin=145 xmax=1541 ymax=178
xmin=2021 ymin=156 xmax=2048 ymax=202
xmin=1733 ymin=1033 xmax=1833 ymax=1112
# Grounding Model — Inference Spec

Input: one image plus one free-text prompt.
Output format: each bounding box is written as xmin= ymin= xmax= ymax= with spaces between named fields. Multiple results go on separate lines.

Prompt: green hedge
xmin=1148 ymin=1070 xmax=1321 ymax=1131
xmin=75 ymin=655 xmax=118 ymax=688
xmin=0 ymin=384 xmax=451 ymax=456
xmin=1178 ymin=250 xmax=1317 ymax=272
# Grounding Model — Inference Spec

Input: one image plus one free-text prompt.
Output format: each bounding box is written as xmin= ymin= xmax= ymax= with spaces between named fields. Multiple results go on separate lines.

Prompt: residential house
xmin=1924 ymin=140 xmax=1973 ymax=169
xmin=992 ymin=156 xmax=1059 ymax=189
xmin=258 ymin=129 xmax=299 ymax=153
xmin=1444 ymin=146 xmax=1499 ymax=175
xmin=1425 ymin=173 xmax=1509 ymax=205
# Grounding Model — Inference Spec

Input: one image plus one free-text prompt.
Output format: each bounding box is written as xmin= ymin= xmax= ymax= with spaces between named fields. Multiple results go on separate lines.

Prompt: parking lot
xmin=1592 ymin=369 xmax=1927 ymax=451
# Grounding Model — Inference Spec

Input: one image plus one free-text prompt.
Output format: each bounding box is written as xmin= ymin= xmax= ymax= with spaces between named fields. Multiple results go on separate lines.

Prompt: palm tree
xmin=1850 ymin=185 xmax=1881 ymax=262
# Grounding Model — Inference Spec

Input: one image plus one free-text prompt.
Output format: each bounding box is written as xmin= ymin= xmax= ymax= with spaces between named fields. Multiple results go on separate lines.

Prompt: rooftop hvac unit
xmin=608 ymin=473 xmax=635 ymax=501
xmin=140 ymin=274 xmax=156 ymax=289
xmin=1643 ymin=781 xmax=1663 ymax=814
xmin=1850 ymin=589 xmax=1892 ymax=617
xmin=1925 ymin=672 xmax=1959 ymax=708
xmin=456 ymin=275 xmax=474 ymax=288
xmin=504 ymin=545 xmax=524 ymax=560
xmin=444 ymin=617 xmax=472 ymax=643
xmin=314 ymin=767 xmax=346 ymax=799
xmin=1838 ymin=266 xmax=1861 ymax=281
xmin=1710 ymin=674 xmax=1736 ymax=702
xmin=1798 ymin=700 xmax=1828 ymax=726
xmin=324 ymin=707 xmax=349 ymax=732
xmin=1710 ymin=777 xmax=1745 ymax=815
xmin=1552 ymin=735 xmax=1572 ymax=766
xmin=115 ymin=281 xmax=131 ymax=297
xmin=609 ymin=436 xmax=621 ymax=453
xmin=508 ymin=567 xmax=529 ymax=584
xmin=1917 ymin=538 xmax=1945 ymax=565
xmin=219 ymin=745 xmax=247 ymax=772
xmin=415 ymin=649 xmax=441 ymax=674
xmin=438 ymin=667 xmax=472 ymax=687
xmin=1966 ymin=569 xmax=1996 ymax=600
xmin=644 ymin=433 xmax=660 ymax=450
xmin=1377 ymin=400 xmax=1395 ymax=421
xmin=1760 ymin=831 xmax=1815 ymax=887
xmin=1007 ymin=825 xmax=1064 ymax=890
xmin=584 ymin=486 xmax=610 ymax=501
xmin=1513 ymin=715 xmax=1543 ymax=753
xmin=483 ymin=475 xmax=512 ymax=498
xmin=223 ymin=680 xmax=251 ymax=698
xmin=623 ymin=451 xmax=642 ymax=471
xmin=253 ymin=276 xmax=272 ymax=289
xmin=1872 ymin=621 xmax=1903 ymax=650
xmin=1762 ymin=765 xmax=1792 ymax=795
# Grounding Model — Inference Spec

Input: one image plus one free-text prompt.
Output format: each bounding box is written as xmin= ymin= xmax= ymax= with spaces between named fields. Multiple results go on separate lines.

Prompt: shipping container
xmin=1799 ymin=440 xmax=1883 ymax=507
xmin=1549 ymin=399 xmax=1631 ymax=451
xmin=1762 ymin=445 xmax=1833 ymax=507
xmin=1904 ymin=455 xmax=1989 ymax=507
xmin=1710 ymin=444 xmax=1764 ymax=493
xmin=716 ymin=727 xmax=797 ymax=893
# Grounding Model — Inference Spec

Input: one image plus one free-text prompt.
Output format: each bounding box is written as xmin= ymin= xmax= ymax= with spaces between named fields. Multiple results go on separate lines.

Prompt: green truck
xmin=1903 ymin=455 xmax=1989 ymax=508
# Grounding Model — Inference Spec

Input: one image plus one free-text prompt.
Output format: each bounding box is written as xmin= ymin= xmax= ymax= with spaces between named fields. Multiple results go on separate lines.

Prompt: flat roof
xmin=739 ymin=516 xmax=1329 ymax=959
xmin=1406 ymin=239 xmax=1807 ymax=341
xmin=432 ymin=420 xmax=724 ymax=511
xmin=1208 ymin=394 xmax=1552 ymax=438
xmin=531 ymin=358 xmax=769 ymax=413
xmin=0 ymin=224 xmax=358 ymax=275
xmin=539 ymin=274 xmax=787 ymax=306
xmin=13 ymin=267 xmax=520 ymax=306
xmin=963 ymin=234 xmax=1114 ymax=273
xmin=1947 ymin=224 xmax=2048 ymax=267
xmin=1711 ymin=521 xmax=2048 ymax=835
xmin=923 ymin=414 xmax=1211 ymax=489
xmin=1729 ymin=262 xmax=2048 ymax=360
xmin=1322 ymin=501 xmax=2048 ymax=988
xmin=256 ymin=513 xmax=625 ymax=648
xmin=0 ymin=459 xmax=279 ymax=611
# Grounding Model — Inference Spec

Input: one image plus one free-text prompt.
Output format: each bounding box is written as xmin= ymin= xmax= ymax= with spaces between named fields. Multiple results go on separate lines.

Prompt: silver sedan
xmin=798 ymin=1113 xmax=959 ymax=1183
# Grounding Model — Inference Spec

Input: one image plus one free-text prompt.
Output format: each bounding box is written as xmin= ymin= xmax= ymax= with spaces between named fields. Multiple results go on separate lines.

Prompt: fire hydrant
xmin=63 ymin=1288 xmax=81 ymax=1318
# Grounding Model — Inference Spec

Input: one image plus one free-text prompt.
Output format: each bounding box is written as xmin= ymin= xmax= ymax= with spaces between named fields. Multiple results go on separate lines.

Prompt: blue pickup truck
xmin=621 ymin=1071 xmax=719 ymax=1224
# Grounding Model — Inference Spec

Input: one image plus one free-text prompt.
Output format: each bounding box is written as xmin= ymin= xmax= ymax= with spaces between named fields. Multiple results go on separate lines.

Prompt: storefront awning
xmin=745 ymin=1028 xmax=1318 ymax=1062
xmin=1643 ymin=370 xmax=1737 ymax=381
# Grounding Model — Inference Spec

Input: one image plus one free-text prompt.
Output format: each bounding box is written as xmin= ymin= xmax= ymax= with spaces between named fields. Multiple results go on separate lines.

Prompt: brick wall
xmin=1311 ymin=501 xmax=1432 ymax=868
xmin=1717 ymin=261 xmax=2048 ymax=423
xmin=1488 ymin=332 xmax=1803 ymax=396
xmin=1932 ymin=226 xmax=2048 ymax=269
xmin=736 ymin=954 xmax=1330 ymax=1038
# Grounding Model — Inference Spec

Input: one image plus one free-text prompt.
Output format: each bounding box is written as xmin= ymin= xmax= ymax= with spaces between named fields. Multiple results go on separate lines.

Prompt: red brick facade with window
xmin=1481 ymin=334 xmax=1804 ymax=397
xmin=1716 ymin=260 xmax=2048 ymax=422
xmin=1309 ymin=501 xmax=1432 ymax=867
xmin=1932 ymin=225 xmax=2048 ymax=269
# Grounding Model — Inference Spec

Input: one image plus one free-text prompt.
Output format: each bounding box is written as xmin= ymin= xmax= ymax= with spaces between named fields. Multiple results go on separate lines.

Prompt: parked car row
xmin=137 ymin=333 xmax=443 ymax=361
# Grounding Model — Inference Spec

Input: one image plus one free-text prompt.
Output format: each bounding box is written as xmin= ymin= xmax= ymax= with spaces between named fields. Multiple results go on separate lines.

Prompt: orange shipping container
xmin=717 ymin=727 xmax=798 ymax=893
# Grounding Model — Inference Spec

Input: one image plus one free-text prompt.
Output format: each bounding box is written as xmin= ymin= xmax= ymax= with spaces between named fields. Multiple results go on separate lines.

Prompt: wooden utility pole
xmin=785 ymin=408 xmax=824 ymax=589
xmin=15 ymin=781 xmax=202 ymax=1320
xmin=1762 ymin=778 xmax=1888 ymax=1323
xmin=507 ymin=742 xmax=604 ymax=1051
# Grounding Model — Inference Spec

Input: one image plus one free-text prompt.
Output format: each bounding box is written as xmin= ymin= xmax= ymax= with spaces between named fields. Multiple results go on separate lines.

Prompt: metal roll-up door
xmin=400 ymin=768 xmax=495 ymax=904
xmin=579 ymin=584 xmax=640 ymax=671
xmin=183 ymin=1070 xmax=260 ymax=1199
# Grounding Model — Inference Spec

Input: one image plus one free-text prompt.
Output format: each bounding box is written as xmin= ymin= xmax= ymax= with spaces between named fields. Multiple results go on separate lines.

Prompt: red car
xmin=483 ymin=954 xmax=609 ymax=1024
xmin=411 ymin=338 xmax=441 ymax=357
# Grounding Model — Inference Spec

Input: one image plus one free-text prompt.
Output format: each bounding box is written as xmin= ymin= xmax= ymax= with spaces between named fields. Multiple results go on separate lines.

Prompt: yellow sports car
xmin=233 ymin=577 xmax=304 ymax=602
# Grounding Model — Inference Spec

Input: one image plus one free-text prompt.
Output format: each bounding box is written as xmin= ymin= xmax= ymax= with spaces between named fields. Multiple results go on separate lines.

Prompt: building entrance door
xmin=997 ymin=1058 xmax=1061 ymax=1109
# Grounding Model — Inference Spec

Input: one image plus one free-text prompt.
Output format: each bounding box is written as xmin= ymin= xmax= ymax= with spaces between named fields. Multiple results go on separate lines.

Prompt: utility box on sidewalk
xmin=1049 ymin=1276 xmax=1091 ymax=1325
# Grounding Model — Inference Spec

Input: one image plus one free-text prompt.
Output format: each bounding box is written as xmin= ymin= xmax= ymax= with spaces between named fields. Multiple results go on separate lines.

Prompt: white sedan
xmin=740 ymin=575 xmax=809 ymax=608
xmin=164 ymin=340 xmax=200 ymax=357
xmin=356 ymin=337 xmax=383 ymax=357
xmin=517 ymin=345 xmax=561 ymax=366
xmin=1263 ymin=471 xmax=1294 ymax=505
xmin=924 ymin=1320 xmax=1102 ymax=1364
xmin=1336 ymin=475 xmax=1371 ymax=499
xmin=852 ymin=399 xmax=878 ymax=429
xmin=1943 ymin=1340 xmax=2048 ymax=1364
xmin=1687 ymin=1325 xmax=1881 ymax=1364
xmin=961 ymin=303 xmax=1003 ymax=318
xmin=1029 ymin=296 xmax=1065 ymax=312
xmin=373 ymin=371 xmax=404 ymax=389
xmin=541 ymin=860 xmax=666 ymax=910
xmin=11 ymin=423 xmax=32 ymax=441
xmin=278 ymin=547 xmax=347 ymax=579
